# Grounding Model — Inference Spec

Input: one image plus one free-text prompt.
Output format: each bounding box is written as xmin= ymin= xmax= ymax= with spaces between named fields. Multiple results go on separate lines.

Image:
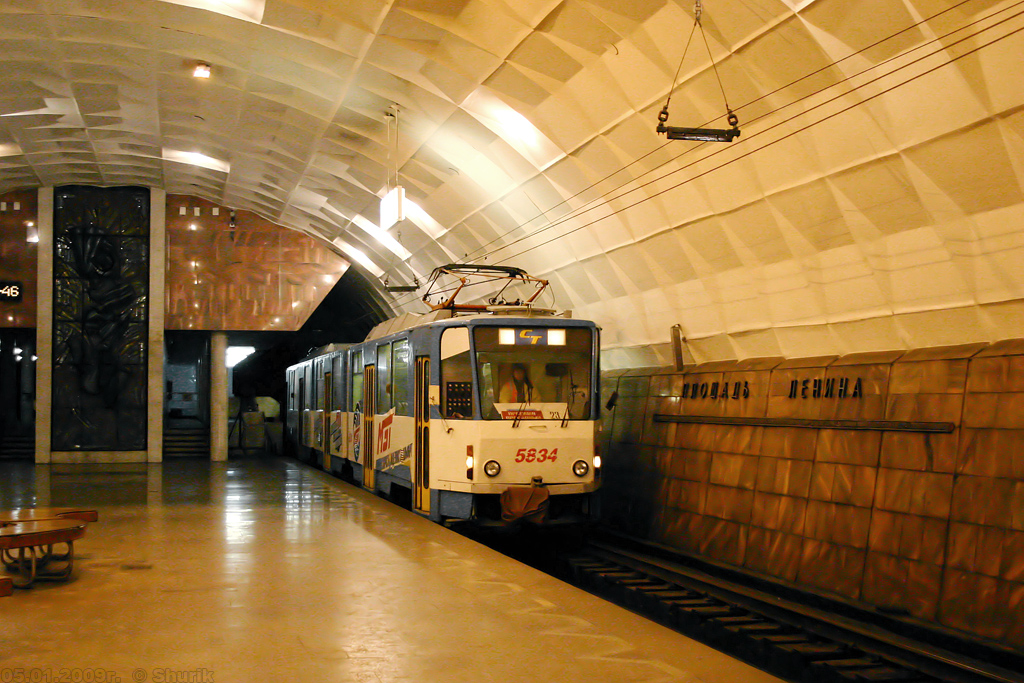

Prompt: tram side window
xmin=440 ymin=327 xmax=473 ymax=419
xmin=377 ymin=342 xmax=392 ymax=414
xmin=392 ymin=339 xmax=410 ymax=416
xmin=351 ymin=351 xmax=363 ymax=413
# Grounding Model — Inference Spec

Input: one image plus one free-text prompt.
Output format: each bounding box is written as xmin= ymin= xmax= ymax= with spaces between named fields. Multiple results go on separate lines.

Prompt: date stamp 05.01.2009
xmin=0 ymin=669 xmax=214 ymax=683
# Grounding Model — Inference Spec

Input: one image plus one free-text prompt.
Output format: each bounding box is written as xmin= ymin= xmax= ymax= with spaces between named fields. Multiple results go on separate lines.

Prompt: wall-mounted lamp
xmin=194 ymin=63 xmax=212 ymax=79
xmin=25 ymin=221 xmax=38 ymax=243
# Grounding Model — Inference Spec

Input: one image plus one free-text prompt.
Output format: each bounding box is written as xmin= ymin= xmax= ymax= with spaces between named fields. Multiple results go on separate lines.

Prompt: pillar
xmin=148 ymin=189 xmax=166 ymax=462
xmin=210 ymin=331 xmax=228 ymax=461
xmin=34 ymin=187 xmax=53 ymax=464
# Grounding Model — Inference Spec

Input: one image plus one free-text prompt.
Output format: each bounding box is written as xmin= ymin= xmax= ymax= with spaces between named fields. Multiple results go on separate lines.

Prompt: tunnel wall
xmin=600 ymin=340 xmax=1024 ymax=651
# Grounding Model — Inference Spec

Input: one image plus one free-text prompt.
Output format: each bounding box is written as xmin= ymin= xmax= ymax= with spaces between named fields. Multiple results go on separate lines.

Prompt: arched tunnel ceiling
xmin=2 ymin=0 xmax=1024 ymax=366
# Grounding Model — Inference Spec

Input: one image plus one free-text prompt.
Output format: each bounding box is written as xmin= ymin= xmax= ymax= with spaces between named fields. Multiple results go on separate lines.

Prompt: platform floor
xmin=0 ymin=457 xmax=783 ymax=683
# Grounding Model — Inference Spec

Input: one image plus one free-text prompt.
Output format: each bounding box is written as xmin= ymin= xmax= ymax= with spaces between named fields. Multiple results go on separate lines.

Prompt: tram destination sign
xmin=0 ymin=281 xmax=22 ymax=302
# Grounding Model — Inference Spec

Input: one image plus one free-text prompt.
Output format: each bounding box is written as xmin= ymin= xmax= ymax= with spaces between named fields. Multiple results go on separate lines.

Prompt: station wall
xmin=600 ymin=340 xmax=1024 ymax=651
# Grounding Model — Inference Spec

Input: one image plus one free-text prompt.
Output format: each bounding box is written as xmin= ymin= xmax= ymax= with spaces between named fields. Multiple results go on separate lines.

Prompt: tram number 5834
xmin=514 ymin=447 xmax=558 ymax=463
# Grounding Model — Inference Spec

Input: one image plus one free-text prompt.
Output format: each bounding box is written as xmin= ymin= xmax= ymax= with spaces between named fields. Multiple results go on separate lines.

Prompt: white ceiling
xmin=2 ymin=0 xmax=1024 ymax=366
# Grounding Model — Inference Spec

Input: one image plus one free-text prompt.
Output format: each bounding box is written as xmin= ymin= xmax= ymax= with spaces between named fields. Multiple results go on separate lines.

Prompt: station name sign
xmin=682 ymin=380 xmax=750 ymax=400
xmin=0 ymin=281 xmax=22 ymax=302
xmin=679 ymin=376 xmax=866 ymax=401
xmin=789 ymin=377 xmax=863 ymax=399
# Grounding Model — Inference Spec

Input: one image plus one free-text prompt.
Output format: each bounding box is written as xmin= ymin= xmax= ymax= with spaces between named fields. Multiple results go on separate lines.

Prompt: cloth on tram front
xmin=500 ymin=485 xmax=550 ymax=524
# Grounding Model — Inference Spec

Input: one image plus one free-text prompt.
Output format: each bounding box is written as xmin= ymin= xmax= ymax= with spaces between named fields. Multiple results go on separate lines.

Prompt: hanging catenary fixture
xmin=380 ymin=104 xmax=405 ymax=230
xmin=656 ymin=0 xmax=740 ymax=143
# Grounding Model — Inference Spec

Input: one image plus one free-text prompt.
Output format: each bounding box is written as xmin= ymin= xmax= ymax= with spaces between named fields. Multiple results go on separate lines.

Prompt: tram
xmin=284 ymin=265 xmax=602 ymax=526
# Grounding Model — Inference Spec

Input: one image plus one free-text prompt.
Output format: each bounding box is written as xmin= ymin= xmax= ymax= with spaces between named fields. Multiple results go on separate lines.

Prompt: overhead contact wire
xmin=488 ymin=20 xmax=1024 ymax=267
xmin=473 ymin=2 xmax=1024 ymax=263
xmin=389 ymin=0 xmax=1004 ymax=308
xmin=453 ymin=0 xmax=985 ymax=265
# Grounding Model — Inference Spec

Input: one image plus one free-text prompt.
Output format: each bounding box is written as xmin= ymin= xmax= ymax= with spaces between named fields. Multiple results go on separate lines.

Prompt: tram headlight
xmin=572 ymin=460 xmax=589 ymax=477
xmin=594 ymin=455 xmax=602 ymax=469
xmin=466 ymin=446 xmax=474 ymax=480
xmin=484 ymin=460 xmax=501 ymax=477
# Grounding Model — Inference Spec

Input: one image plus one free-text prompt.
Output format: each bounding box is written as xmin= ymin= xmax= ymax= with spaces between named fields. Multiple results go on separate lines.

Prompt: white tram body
xmin=284 ymin=308 xmax=601 ymax=525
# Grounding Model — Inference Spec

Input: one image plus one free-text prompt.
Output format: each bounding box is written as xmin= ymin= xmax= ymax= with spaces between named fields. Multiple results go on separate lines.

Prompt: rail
xmin=558 ymin=530 xmax=1023 ymax=683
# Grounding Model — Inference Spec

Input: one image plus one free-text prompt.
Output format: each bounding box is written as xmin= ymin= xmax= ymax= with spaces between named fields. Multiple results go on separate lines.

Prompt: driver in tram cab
xmin=499 ymin=364 xmax=543 ymax=403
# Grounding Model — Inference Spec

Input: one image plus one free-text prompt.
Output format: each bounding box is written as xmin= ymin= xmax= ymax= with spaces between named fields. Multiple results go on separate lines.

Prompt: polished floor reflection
xmin=0 ymin=457 xmax=782 ymax=682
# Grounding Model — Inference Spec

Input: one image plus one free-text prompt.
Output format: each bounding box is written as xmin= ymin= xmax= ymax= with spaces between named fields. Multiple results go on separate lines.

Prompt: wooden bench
xmin=1 ymin=519 xmax=88 ymax=588
xmin=0 ymin=507 xmax=99 ymax=525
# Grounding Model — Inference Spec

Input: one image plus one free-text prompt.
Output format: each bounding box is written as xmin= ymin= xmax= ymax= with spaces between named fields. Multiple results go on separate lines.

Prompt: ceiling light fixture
xmin=163 ymin=149 xmax=230 ymax=173
xmin=656 ymin=0 xmax=740 ymax=143
xmin=380 ymin=105 xmax=405 ymax=230
xmin=194 ymin=63 xmax=211 ymax=79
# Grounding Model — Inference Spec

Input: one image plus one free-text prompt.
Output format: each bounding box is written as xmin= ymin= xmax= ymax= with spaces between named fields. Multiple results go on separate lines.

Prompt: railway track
xmin=554 ymin=532 xmax=1024 ymax=683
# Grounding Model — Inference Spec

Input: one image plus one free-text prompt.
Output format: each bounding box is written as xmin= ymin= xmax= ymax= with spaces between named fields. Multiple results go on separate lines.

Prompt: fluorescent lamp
xmin=163 ymin=149 xmax=230 ymax=173
xmin=226 ymin=346 xmax=256 ymax=368
xmin=380 ymin=186 xmax=405 ymax=230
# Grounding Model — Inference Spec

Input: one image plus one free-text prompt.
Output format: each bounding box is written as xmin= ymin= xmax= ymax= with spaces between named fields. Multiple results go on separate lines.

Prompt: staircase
xmin=0 ymin=433 xmax=34 ymax=459
xmin=163 ymin=427 xmax=210 ymax=457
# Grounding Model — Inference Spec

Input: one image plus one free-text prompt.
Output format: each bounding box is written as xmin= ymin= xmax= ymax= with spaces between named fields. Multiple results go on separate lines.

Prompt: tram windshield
xmin=474 ymin=326 xmax=594 ymax=421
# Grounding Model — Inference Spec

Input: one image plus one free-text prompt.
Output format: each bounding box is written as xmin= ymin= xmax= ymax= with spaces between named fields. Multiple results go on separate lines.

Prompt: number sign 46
xmin=0 ymin=283 xmax=21 ymax=301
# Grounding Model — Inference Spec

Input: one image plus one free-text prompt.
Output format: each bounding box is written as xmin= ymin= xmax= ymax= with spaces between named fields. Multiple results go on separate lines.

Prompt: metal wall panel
xmin=815 ymin=430 xmax=882 ymax=466
xmin=601 ymin=341 xmax=1024 ymax=650
xmin=745 ymin=528 xmax=802 ymax=581
xmin=798 ymin=540 xmax=865 ymax=600
xmin=958 ymin=428 xmax=1024 ymax=478
xmin=0 ymin=189 xmax=39 ymax=328
xmin=756 ymin=457 xmax=813 ymax=498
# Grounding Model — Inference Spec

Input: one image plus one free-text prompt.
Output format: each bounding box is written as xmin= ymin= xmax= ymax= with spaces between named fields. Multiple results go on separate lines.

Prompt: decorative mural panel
xmin=164 ymin=196 xmax=349 ymax=331
xmin=52 ymin=186 xmax=149 ymax=451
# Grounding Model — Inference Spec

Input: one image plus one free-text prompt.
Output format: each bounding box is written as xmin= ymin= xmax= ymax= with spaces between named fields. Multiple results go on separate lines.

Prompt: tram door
xmin=362 ymin=365 xmax=376 ymax=490
xmin=414 ymin=356 xmax=430 ymax=514
xmin=298 ymin=376 xmax=306 ymax=446
xmin=323 ymin=371 xmax=333 ymax=470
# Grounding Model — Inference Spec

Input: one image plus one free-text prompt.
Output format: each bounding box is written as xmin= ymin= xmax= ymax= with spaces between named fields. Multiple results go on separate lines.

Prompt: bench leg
xmin=8 ymin=547 xmax=39 ymax=588
xmin=3 ymin=543 xmax=76 ymax=587
xmin=2 ymin=547 xmax=23 ymax=571
xmin=34 ymin=542 xmax=75 ymax=582
xmin=39 ymin=542 xmax=73 ymax=566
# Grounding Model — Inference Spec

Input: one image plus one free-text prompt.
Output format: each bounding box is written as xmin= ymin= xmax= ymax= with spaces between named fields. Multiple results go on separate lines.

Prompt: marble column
xmin=148 ymin=189 xmax=166 ymax=462
xmin=34 ymin=187 xmax=53 ymax=464
xmin=210 ymin=331 xmax=228 ymax=462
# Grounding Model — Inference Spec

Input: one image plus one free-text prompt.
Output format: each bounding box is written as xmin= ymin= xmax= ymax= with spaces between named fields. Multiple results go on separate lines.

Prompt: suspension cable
xmin=384 ymin=0 xmax=1013 ymax=306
